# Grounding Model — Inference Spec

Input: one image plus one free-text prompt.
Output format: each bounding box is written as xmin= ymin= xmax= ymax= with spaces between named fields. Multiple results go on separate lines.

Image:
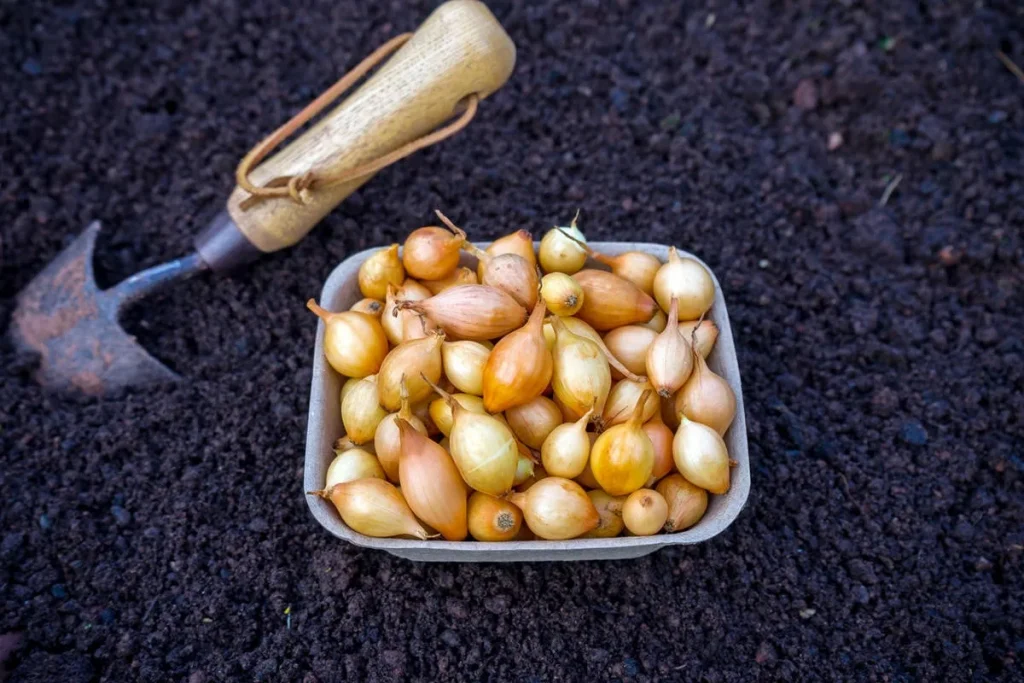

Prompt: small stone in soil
xmin=901 ymin=422 xmax=928 ymax=446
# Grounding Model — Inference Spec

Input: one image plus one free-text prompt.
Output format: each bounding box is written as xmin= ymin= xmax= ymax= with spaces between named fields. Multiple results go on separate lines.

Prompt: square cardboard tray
xmin=305 ymin=243 xmax=749 ymax=561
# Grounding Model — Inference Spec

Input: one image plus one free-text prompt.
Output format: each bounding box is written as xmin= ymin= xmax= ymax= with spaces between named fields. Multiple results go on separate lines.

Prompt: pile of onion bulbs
xmin=308 ymin=211 xmax=737 ymax=542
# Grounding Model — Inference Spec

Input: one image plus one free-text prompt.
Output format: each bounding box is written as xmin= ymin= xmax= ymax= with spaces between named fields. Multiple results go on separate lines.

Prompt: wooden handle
xmin=225 ymin=0 xmax=515 ymax=253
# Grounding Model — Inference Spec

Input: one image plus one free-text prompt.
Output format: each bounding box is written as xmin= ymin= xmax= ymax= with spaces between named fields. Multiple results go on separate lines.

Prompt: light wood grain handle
xmin=224 ymin=0 xmax=515 ymax=253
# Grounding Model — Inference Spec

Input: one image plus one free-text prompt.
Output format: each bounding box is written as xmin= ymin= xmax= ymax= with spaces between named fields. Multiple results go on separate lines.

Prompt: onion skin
xmin=507 ymin=477 xmax=600 ymax=540
xmin=656 ymin=474 xmax=708 ymax=532
xmin=603 ymin=325 xmax=657 ymax=378
xmin=505 ymin=396 xmax=563 ymax=450
xmin=402 ymin=221 xmax=465 ymax=281
xmin=313 ymin=479 xmax=431 ymax=539
xmin=678 ymin=320 xmax=719 ymax=359
xmin=572 ymin=270 xmax=657 ymax=331
xmin=652 ymin=247 xmax=715 ymax=319
xmin=422 ymin=267 xmax=478 ymax=295
xmin=622 ymin=489 xmax=668 ymax=536
xmin=397 ymin=418 xmax=467 ymax=541
xmin=674 ymin=351 xmax=736 ymax=435
xmin=483 ymin=302 xmax=553 ymax=412
xmin=358 ymin=244 xmax=405 ymax=300
xmin=377 ymin=331 xmax=445 ymax=410
xmin=582 ymin=490 xmax=626 ymax=538
xmin=397 ymin=285 xmax=527 ymax=341
xmin=468 ymin=492 xmax=523 ymax=541
xmin=672 ymin=416 xmax=731 ymax=494
xmin=307 ymin=301 xmax=388 ymax=378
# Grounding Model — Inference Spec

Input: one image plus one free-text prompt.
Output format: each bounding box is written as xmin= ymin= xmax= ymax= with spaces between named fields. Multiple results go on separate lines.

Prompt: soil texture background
xmin=2 ymin=0 xmax=1023 ymax=681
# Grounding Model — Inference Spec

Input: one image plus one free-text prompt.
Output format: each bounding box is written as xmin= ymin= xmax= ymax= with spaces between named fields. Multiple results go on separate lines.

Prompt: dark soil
xmin=2 ymin=0 xmax=1023 ymax=680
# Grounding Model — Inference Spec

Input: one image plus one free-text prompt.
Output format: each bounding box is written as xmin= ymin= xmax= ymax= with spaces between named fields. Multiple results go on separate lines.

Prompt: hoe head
xmin=10 ymin=222 xmax=204 ymax=396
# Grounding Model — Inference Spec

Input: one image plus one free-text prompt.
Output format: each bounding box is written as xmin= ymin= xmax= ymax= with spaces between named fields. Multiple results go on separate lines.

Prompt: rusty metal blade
xmin=10 ymin=222 xmax=205 ymax=396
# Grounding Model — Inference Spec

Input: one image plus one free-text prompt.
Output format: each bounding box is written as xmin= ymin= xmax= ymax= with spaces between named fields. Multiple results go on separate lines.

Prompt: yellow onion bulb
xmin=325 ymin=448 xmax=386 ymax=488
xmin=382 ymin=281 xmax=432 ymax=346
xmin=640 ymin=308 xmax=668 ymax=333
xmin=540 ymin=408 xmax=593 ymax=479
xmin=341 ymin=375 xmax=388 ymax=444
xmin=678 ymin=319 xmax=719 ymax=359
xmin=482 ymin=302 xmax=552 ymax=412
xmin=312 ymin=479 xmax=431 ymax=539
xmin=674 ymin=350 xmax=736 ymax=435
xmin=307 ymin=300 xmax=388 ymax=378
xmin=397 ymin=418 xmax=467 ymax=541
xmin=595 ymin=251 xmax=662 ymax=296
xmin=467 ymin=492 xmax=523 ymax=541
xmin=358 ymin=244 xmax=405 ymax=300
xmin=374 ymin=380 xmax=428 ymax=483
xmin=558 ymin=316 xmax=644 ymax=382
xmin=513 ymin=447 xmax=536 ymax=486
xmin=542 ymin=321 xmax=556 ymax=351
xmin=402 ymin=215 xmax=466 ymax=281
xmin=646 ymin=298 xmax=694 ymax=398
xmin=602 ymin=325 xmax=657 ymax=378
xmin=481 ymin=229 xmax=537 ymax=278
xmin=572 ymin=269 xmax=657 ymax=331
xmin=430 ymin=379 xmax=518 ymax=495
xmin=539 ymin=215 xmax=588 ymax=275
xmin=590 ymin=391 xmax=655 ymax=496
xmin=441 ymin=340 xmax=490 ymax=396
xmin=643 ymin=415 xmax=676 ymax=485
xmin=622 ymin=488 xmax=668 ymax=536
xmin=550 ymin=318 xmax=612 ymax=424
xmin=396 ymin=284 xmax=527 ymax=341
xmin=582 ymin=490 xmax=626 ymax=538
xmin=429 ymin=393 xmax=487 ymax=437
xmin=657 ymin=474 xmax=708 ymax=532
xmin=437 ymin=212 xmax=538 ymax=310
xmin=652 ymin=247 xmax=715 ymax=319
xmin=505 ymin=396 xmax=562 ymax=450
xmin=602 ymin=378 xmax=659 ymax=427
xmin=672 ymin=416 xmax=731 ymax=494
xmin=422 ymin=266 xmax=478 ymax=295
xmin=377 ymin=330 xmax=445 ymax=410
xmin=339 ymin=377 xmax=360 ymax=405
xmin=575 ymin=435 xmax=602 ymax=489
xmin=507 ymin=477 xmax=599 ymax=540
xmin=540 ymin=273 xmax=584 ymax=316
